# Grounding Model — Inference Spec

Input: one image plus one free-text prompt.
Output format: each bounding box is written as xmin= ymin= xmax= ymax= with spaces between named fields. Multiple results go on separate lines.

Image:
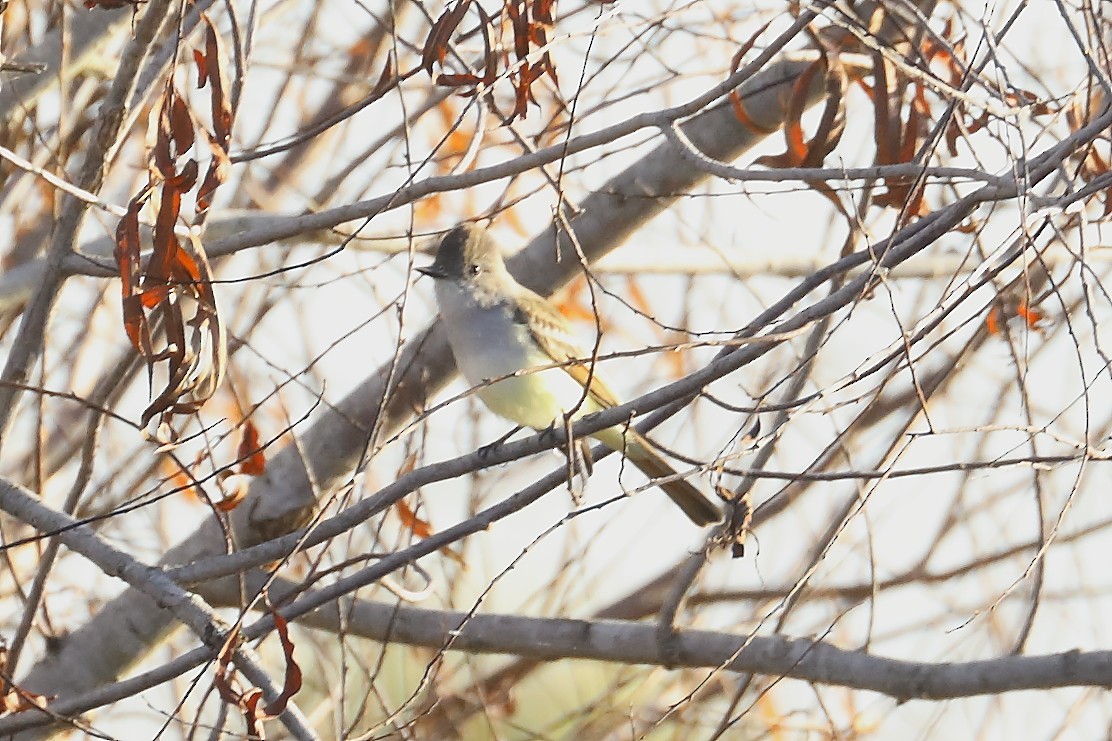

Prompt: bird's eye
xmin=468 ymin=264 xmax=481 ymax=276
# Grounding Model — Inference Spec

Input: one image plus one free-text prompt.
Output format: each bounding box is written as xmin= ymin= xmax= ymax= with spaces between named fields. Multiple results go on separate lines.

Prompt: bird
xmin=417 ymin=223 xmax=721 ymax=526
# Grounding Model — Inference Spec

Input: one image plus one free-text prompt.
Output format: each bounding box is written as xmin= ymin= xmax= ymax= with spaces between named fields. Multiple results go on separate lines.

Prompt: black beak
xmin=416 ymin=265 xmax=447 ymax=279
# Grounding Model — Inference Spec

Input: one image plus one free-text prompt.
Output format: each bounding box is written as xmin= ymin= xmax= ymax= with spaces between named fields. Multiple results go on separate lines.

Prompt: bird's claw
xmin=477 ymin=427 xmax=520 ymax=460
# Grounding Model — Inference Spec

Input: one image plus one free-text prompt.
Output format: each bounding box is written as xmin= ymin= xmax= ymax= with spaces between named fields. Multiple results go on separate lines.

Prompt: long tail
xmin=595 ymin=428 xmax=721 ymax=525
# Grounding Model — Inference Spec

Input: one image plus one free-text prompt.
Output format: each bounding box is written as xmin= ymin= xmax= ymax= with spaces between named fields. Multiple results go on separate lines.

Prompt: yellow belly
xmin=476 ymin=367 xmax=601 ymax=430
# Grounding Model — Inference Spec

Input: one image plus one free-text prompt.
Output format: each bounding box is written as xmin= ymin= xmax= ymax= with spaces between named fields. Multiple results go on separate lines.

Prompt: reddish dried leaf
xmin=533 ymin=0 xmax=555 ymax=24
xmin=422 ymin=0 xmax=473 ymax=73
xmin=778 ymin=28 xmax=848 ymax=171
xmin=729 ymin=91 xmax=776 ymax=133
xmin=153 ymin=89 xmax=195 ymax=177
xmin=241 ymin=689 xmax=266 ymax=738
xmin=115 ymin=195 xmax=153 ymax=353
xmin=770 ymin=118 xmax=808 ymax=167
xmin=773 ymin=118 xmax=809 ymax=165
xmin=212 ymin=623 xmax=271 ymax=734
xmin=528 ymin=20 xmax=548 ymax=48
xmin=985 ymin=305 xmax=1003 ymax=336
xmin=213 ymin=476 xmax=248 ymax=511
xmin=395 ymin=499 xmax=433 ymax=539
xmin=168 ymin=91 xmax=195 ymax=156
xmin=140 ymin=319 xmax=187 ymax=425
xmin=395 ymin=499 xmax=467 ymax=566
xmin=120 ymin=295 xmax=146 ymax=350
xmin=122 ymin=85 xmax=227 ymax=430
xmin=147 ymin=161 xmax=198 ymax=294
xmin=170 ymin=234 xmax=203 ymax=284
xmin=167 ymin=157 xmax=200 ymax=192
xmin=725 ymin=15 xmax=772 ymax=124
xmin=114 ymin=198 xmax=143 ymax=290
xmin=944 ymin=115 xmax=962 ymax=157
xmin=475 ymin=2 xmax=497 ymax=86
xmin=262 ymin=608 xmax=303 ymax=717
xmin=871 ymin=56 xmax=895 ymax=166
xmin=1005 ymin=88 xmax=1054 ymax=116
xmin=538 ymin=51 xmax=557 ymax=86
xmin=152 ymin=97 xmax=175 ymax=175
xmin=756 ymin=60 xmax=823 ymax=168
xmin=195 ymin=36 xmax=234 ymax=214
xmin=138 ymin=284 xmax=170 ymax=309
xmin=437 ymin=72 xmax=482 ymax=87
xmin=201 ymin=14 xmax=234 ymax=148
xmin=213 ymin=633 xmax=243 ymax=705
xmin=150 ymin=203 xmax=182 ymax=285
xmin=507 ymin=0 xmax=530 ymax=61
xmin=967 ymin=110 xmax=989 ymax=135
xmin=1017 ymin=300 xmax=1044 ymax=328
xmin=530 ymin=58 xmax=549 ymax=79
xmin=237 ymin=419 xmax=267 ymax=475
xmin=506 ymin=60 xmax=546 ymax=122
xmin=197 ymin=140 xmax=231 ymax=217
xmin=193 ymin=48 xmax=208 ymax=88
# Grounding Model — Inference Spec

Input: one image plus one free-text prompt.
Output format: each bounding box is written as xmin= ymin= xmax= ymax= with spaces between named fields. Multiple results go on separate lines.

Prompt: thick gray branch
xmin=297 ymin=600 xmax=1112 ymax=701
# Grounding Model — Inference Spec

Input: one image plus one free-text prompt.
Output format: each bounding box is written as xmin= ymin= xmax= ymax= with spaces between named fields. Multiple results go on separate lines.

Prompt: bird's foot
xmin=477 ymin=427 xmax=520 ymax=460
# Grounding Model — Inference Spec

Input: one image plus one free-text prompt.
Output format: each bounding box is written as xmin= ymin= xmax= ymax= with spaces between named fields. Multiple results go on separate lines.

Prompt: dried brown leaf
xmin=422 ymin=0 xmax=473 ymax=74
xmin=213 ymin=473 xmax=249 ymax=511
xmin=237 ymin=419 xmax=267 ymax=476
xmin=262 ymin=607 xmax=303 ymax=717
xmin=396 ymin=498 xmax=433 ymax=539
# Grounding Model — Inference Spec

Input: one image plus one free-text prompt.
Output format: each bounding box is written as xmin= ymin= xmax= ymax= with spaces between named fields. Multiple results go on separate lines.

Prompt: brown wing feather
xmin=512 ymin=288 xmax=721 ymax=526
xmin=512 ymin=288 xmax=621 ymax=409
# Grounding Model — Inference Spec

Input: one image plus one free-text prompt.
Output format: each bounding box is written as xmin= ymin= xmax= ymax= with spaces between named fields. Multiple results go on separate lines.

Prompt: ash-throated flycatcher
xmin=417 ymin=224 xmax=720 ymax=526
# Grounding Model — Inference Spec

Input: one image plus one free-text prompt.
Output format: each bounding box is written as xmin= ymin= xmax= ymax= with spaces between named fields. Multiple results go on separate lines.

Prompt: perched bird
xmin=418 ymin=224 xmax=721 ymax=526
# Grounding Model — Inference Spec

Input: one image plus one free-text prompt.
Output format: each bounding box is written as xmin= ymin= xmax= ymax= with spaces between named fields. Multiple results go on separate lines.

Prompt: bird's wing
xmin=512 ymin=288 xmax=621 ymax=410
